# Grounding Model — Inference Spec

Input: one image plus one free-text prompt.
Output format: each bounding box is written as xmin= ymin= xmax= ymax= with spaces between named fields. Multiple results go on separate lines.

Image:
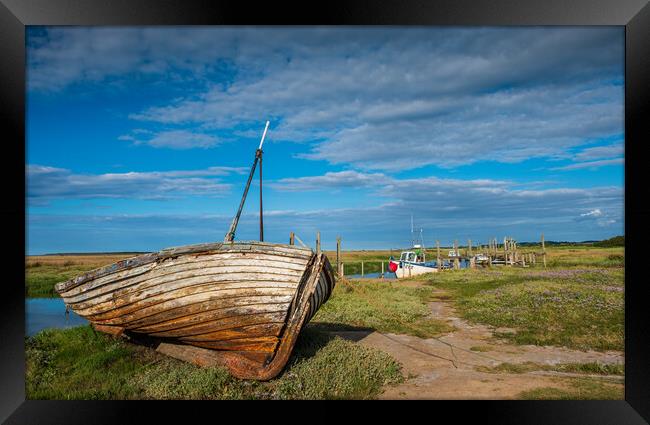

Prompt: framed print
xmin=1 ymin=0 xmax=649 ymax=423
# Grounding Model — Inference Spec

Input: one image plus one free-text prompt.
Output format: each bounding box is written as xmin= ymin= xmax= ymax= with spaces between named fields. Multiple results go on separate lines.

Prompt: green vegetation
xmin=593 ymin=235 xmax=625 ymax=248
xmin=423 ymin=266 xmax=623 ymax=351
xmin=26 ymin=254 xmax=134 ymax=298
xmin=25 ymin=244 xmax=624 ymax=400
xmin=26 ymin=262 xmax=98 ymax=298
xmin=469 ymin=345 xmax=492 ymax=352
xmin=518 ymin=378 xmax=623 ymax=400
xmin=311 ymin=280 xmax=453 ymax=338
xmin=26 ymin=326 xmax=403 ymax=400
xmin=546 ymin=247 xmax=625 ymax=268
xmin=476 ymin=361 xmax=624 ymax=376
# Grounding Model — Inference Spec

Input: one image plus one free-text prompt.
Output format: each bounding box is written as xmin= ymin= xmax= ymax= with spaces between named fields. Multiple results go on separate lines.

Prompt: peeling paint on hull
xmin=55 ymin=241 xmax=336 ymax=380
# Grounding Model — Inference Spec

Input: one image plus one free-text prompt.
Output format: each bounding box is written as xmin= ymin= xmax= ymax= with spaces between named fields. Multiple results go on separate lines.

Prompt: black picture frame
xmin=2 ymin=0 xmax=648 ymax=423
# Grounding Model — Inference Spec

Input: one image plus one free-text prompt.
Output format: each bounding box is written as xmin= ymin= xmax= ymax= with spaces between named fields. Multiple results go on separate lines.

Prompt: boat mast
xmin=224 ymin=121 xmax=270 ymax=243
xmin=420 ymin=228 xmax=426 ymax=261
xmin=258 ymin=123 xmax=267 ymax=242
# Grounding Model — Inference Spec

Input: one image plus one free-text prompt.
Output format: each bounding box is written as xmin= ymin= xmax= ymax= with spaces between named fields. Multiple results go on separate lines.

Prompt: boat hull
xmin=55 ymin=241 xmax=335 ymax=380
xmin=391 ymin=260 xmax=439 ymax=278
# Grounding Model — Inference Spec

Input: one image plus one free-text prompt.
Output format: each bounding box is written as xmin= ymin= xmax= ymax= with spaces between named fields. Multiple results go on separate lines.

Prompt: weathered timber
xmin=92 ymin=323 xmax=125 ymax=337
xmin=55 ymin=240 xmax=335 ymax=380
xmin=156 ymin=341 xmax=273 ymax=369
xmin=336 ymin=236 xmax=341 ymax=276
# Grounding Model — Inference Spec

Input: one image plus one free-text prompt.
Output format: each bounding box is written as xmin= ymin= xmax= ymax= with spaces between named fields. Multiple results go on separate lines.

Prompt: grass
xmin=476 ymin=361 xmax=624 ymax=376
xmin=26 ymin=325 xmax=404 ymax=400
xmin=25 ymin=246 xmax=624 ymax=297
xmin=518 ymin=377 xmax=623 ymax=400
xmin=26 ymin=254 xmax=135 ymax=298
xmin=25 ymin=245 xmax=624 ymax=399
xmin=311 ymin=279 xmax=453 ymax=338
xmin=469 ymin=345 xmax=492 ymax=352
xmin=422 ymin=264 xmax=623 ymax=351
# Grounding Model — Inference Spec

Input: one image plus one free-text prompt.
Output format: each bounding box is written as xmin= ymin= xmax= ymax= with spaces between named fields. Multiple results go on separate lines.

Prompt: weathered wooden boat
xmin=55 ymin=241 xmax=334 ymax=380
xmin=54 ymin=122 xmax=336 ymax=380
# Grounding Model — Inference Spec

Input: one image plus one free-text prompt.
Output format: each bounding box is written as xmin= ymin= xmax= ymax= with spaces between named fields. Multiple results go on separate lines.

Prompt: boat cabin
xmin=400 ymin=250 xmax=425 ymax=263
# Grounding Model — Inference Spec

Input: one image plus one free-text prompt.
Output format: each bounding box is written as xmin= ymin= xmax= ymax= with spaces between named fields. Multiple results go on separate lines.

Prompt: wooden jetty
xmin=54 ymin=122 xmax=336 ymax=380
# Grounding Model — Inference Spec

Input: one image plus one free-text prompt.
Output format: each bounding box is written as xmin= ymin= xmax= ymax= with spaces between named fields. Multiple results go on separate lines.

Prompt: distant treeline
xmin=421 ymin=236 xmax=625 ymax=250
xmin=592 ymin=236 xmax=625 ymax=247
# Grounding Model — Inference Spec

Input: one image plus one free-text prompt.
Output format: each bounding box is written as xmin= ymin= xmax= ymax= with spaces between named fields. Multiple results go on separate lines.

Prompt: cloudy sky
xmin=26 ymin=27 xmax=624 ymax=254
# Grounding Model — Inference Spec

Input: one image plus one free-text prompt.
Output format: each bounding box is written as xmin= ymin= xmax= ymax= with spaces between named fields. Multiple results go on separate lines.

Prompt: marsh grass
xmin=469 ymin=345 xmax=492 ymax=352
xmin=273 ymin=328 xmax=403 ymax=399
xmin=518 ymin=377 xmax=623 ymax=400
xmin=26 ymin=264 xmax=98 ymax=298
xmin=26 ymin=254 xmax=135 ymax=298
xmin=26 ymin=325 xmax=403 ymax=400
xmin=476 ymin=361 xmax=624 ymax=376
xmin=311 ymin=280 xmax=453 ymax=338
xmin=424 ymin=264 xmax=623 ymax=351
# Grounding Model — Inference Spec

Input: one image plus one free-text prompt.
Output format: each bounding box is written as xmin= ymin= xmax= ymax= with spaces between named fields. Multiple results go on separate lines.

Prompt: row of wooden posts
xmin=289 ymin=232 xmax=548 ymax=277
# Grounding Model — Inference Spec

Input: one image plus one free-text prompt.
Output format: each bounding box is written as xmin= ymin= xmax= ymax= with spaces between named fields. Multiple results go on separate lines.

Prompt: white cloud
xmin=26 ymin=164 xmax=244 ymax=204
xmin=551 ymin=158 xmax=624 ymax=171
xmin=270 ymin=170 xmax=392 ymax=191
xmin=269 ymin=170 xmax=622 ymax=236
xmin=119 ymin=130 xmax=219 ymax=149
xmin=581 ymin=209 xmax=603 ymax=217
xmin=574 ymin=142 xmax=624 ymax=161
xmin=29 ymin=27 xmax=624 ymax=169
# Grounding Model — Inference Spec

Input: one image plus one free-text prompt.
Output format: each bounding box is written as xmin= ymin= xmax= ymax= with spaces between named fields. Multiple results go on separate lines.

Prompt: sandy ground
xmin=327 ymin=288 xmax=623 ymax=400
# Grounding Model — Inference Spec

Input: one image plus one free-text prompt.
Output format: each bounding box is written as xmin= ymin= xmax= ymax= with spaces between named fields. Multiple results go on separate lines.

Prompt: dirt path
xmin=328 ymin=289 xmax=623 ymax=399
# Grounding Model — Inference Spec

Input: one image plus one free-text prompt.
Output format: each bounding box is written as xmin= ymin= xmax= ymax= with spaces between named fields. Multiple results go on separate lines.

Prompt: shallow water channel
xmin=26 ymin=298 xmax=87 ymax=337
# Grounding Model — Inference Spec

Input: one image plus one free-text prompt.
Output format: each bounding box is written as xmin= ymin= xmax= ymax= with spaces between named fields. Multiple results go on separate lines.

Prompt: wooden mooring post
xmin=289 ymin=231 xmax=295 ymax=246
xmin=381 ymin=261 xmax=384 ymax=278
xmin=436 ymin=240 xmax=441 ymax=271
xmin=514 ymin=240 xmax=518 ymax=264
xmin=336 ymin=236 xmax=341 ymax=276
xmin=541 ymin=233 xmax=547 ymax=268
xmin=316 ymin=231 xmax=321 ymax=255
xmin=361 ymin=261 xmax=364 ymax=277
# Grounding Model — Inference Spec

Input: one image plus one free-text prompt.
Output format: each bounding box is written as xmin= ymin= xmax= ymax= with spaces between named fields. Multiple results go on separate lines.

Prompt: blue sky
xmin=26 ymin=27 xmax=624 ymax=254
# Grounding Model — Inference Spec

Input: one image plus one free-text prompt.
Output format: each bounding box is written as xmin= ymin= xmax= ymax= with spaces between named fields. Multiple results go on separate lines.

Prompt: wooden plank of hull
xmin=93 ymin=300 xmax=291 ymax=330
xmin=92 ymin=323 xmax=125 ymax=336
xmin=88 ymin=294 xmax=294 ymax=326
xmin=67 ymin=277 xmax=299 ymax=314
xmin=155 ymin=343 xmax=273 ymax=369
xmin=178 ymin=323 xmax=284 ymax=343
xmin=131 ymin=303 xmax=288 ymax=333
xmin=55 ymin=241 xmax=312 ymax=295
xmin=189 ymin=337 xmax=279 ymax=352
xmin=69 ymin=285 xmax=296 ymax=324
xmin=145 ymin=311 xmax=288 ymax=338
xmin=60 ymin=253 xmax=308 ymax=301
xmin=61 ymin=258 xmax=308 ymax=304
